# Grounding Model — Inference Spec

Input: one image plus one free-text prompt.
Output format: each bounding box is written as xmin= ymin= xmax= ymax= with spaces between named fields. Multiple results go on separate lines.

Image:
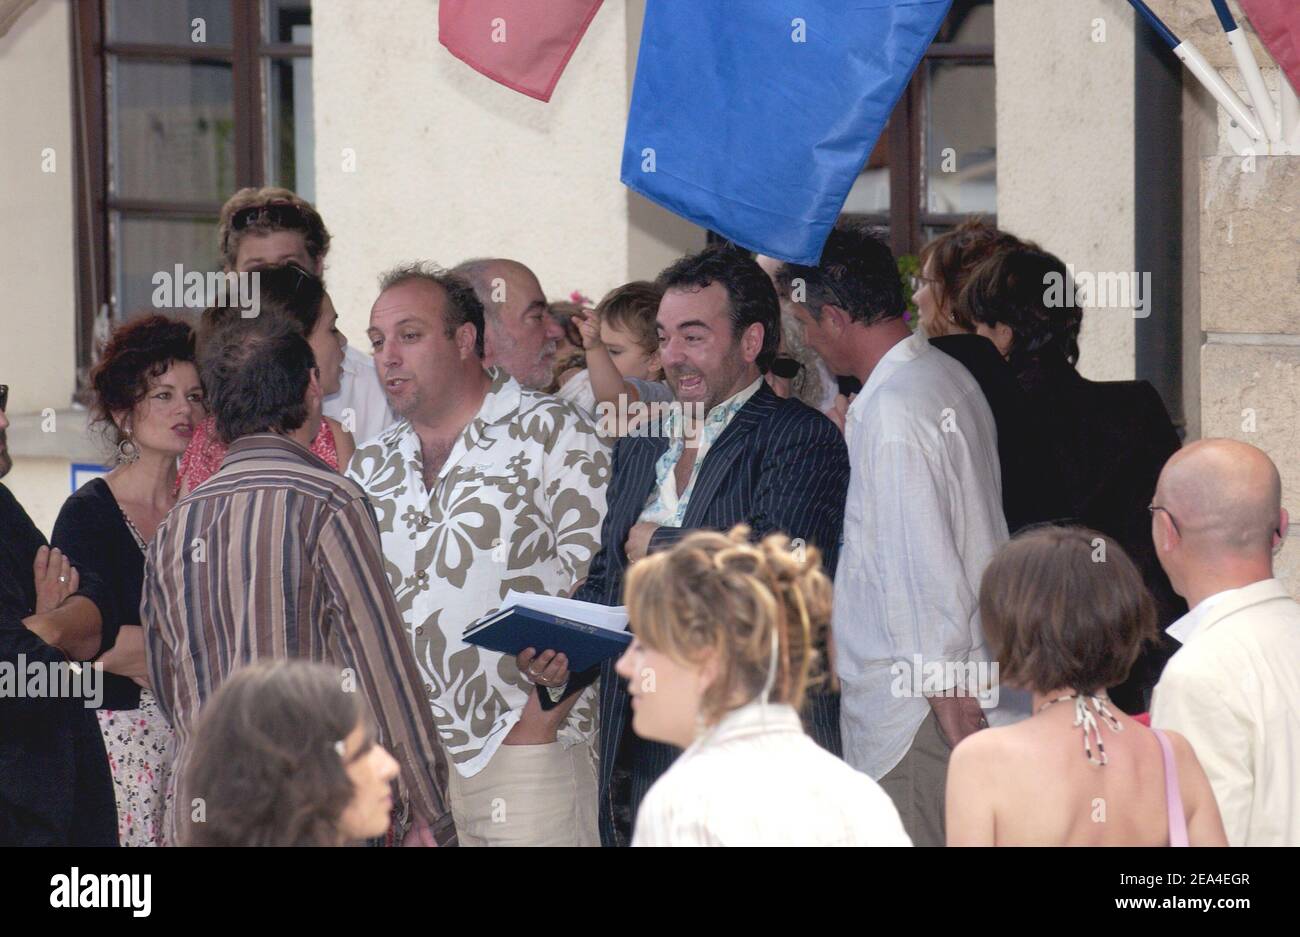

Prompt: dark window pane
xmin=264 ymin=0 xmax=312 ymax=43
xmin=113 ymin=214 xmax=221 ymax=322
xmin=924 ymin=61 xmax=996 ymax=215
xmin=109 ymin=59 xmax=236 ymax=202
xmin=938 ymin=0 xmax=994 ymax=45
xmin=921 ymin=224 xmax=956 ymax=246
xmin=264 ymin=52 xmax=314 ymax=199
xmin=108 ymin=0 xmax=234 ymax=46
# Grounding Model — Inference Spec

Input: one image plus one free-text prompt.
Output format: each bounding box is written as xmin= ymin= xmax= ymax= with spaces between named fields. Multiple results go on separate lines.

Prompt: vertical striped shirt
xmin=141 ymin=434 xmax=455 ymax=845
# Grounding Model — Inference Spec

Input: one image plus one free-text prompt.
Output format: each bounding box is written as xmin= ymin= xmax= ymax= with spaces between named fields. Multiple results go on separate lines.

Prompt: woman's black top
xmin=930 ymin=333 xmax=1071 ymax=533
xmin=1013 ymin=349 xmax=1187 ymax=713
xmin=52 ymin=477 xmax=148 ymax=711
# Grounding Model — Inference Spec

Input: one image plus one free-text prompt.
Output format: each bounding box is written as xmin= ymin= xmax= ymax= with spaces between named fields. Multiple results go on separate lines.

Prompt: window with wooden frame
xmin=842 ymin=0 xmax=996 ymax=261
xmin=71 ymin=0 xmax=313 ymax=391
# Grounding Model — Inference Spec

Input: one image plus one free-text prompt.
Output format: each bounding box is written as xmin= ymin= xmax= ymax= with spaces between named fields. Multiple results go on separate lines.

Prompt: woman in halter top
xmin=946 ymin=526 xmax=1227 ymax=846
xmin=177 ymin=263 xmax=353 ymax=496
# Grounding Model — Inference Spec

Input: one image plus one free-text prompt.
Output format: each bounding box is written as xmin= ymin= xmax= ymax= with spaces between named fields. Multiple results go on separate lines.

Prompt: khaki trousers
xmin=447 ymin=739 xmax=599 ymax=847
xmin=878 ymin=710 xmax=951 ymax=847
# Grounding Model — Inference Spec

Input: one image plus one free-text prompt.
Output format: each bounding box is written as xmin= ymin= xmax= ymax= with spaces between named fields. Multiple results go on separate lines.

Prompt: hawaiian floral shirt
xmin=346 ymin=369 xmax=610 ymax=777
xmin=640 ymin=378 xmax=762 ymax=527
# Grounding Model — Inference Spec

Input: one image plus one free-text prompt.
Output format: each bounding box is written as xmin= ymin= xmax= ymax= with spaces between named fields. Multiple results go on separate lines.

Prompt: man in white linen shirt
xmin=347 ymin=263 xmax=610 ymax=846
xmin=776 ymin=222 xmax=1010 ymax=846
xmin=1150 ymin=439 xmax=1300 ymax=846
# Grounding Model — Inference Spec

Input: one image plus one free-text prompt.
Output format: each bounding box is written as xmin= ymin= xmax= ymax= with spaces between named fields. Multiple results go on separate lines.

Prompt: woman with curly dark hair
xmin=51 ymin=314 xmax=205 ymax=846
xmin=182 ymin=660 xmax=400 ymax=846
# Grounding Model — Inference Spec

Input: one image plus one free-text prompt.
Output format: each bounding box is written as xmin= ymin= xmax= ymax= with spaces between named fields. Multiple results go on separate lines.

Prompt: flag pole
xmin=1127 ymin=0 xmax=1264 ymax=141
xmin=1284 ymin=78 xmax=1299 ymax=144
xmin=1211 ymin=0 xmax=1280 ymax=142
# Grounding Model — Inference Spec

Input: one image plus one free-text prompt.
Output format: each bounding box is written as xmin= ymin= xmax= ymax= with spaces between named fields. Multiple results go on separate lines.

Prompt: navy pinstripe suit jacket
xmin=564 ymin=381 xmax=850 ymax=845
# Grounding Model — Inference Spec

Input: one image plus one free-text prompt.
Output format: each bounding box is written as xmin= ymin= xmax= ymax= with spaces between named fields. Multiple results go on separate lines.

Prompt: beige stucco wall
xmin=3 ymin=458 xmax=76 ymax=536
xmin=995 ymin=0 xmax=1137 ymax=381
xmin=0 ymin=0 xmax=77 ymax=534
xmin=311 ymin=0 xmax=701 ymax=347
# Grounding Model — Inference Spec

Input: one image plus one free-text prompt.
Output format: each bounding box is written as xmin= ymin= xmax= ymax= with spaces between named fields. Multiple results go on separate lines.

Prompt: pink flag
xmin=439 ymin=0 xmax=604 ymax=102
xmin=1239 ymin=0 xmax=1300 ymax=95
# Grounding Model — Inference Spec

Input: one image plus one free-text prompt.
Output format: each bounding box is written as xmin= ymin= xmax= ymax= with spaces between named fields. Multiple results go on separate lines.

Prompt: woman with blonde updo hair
xmin=615 ymin=526 xmax=910 ymax=846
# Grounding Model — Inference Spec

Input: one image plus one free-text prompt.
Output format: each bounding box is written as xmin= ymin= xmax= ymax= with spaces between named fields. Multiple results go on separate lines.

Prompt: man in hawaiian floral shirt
xmin=347 ymin=262 xmax=609 ymax=846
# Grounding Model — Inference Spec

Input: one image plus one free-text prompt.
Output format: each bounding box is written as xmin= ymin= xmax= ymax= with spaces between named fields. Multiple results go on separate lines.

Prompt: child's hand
xmin=574 ymin=309 xmax=603 ymax=350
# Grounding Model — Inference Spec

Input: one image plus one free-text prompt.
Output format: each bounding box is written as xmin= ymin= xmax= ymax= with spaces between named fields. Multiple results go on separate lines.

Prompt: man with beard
xmin=452 ymin=258 xmax=565 ymax=390
xmin=537 ymin=247 xmax=850 ymax=846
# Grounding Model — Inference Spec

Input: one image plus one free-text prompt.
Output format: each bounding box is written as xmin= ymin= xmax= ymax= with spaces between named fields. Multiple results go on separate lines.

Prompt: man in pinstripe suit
xmin=537 ymin=247 xmax=850 ymax=846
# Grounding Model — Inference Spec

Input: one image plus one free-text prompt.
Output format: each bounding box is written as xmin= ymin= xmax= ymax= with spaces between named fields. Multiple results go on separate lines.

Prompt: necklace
xmin=1038 ymin=692 xmax=1123 ymax=766
xmin=120 ymin=508 xmax=149 ymax=551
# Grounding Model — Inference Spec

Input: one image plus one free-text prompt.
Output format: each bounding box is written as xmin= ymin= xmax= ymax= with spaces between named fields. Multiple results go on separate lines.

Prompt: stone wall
xmin=1150 ymin=0 xmax=1300 ymax=591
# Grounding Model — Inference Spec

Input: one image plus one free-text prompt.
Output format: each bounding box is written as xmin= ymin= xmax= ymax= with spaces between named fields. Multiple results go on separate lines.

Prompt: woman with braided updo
xmin=615 ymin=526 xmax=911 ymax=846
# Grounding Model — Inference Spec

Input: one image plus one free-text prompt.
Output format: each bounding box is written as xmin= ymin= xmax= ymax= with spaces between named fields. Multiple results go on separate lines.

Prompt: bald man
xmin=452 ymin=258 xmax=565 ymax=390
xmin=1149 ymin=439 xmax=1300 ymax=846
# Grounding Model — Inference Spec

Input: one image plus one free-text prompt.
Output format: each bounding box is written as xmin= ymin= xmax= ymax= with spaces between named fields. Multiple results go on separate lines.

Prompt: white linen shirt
xmin=346 ymin=369 xmax=610 ymax=777
xmin=555 ymin=369 xmax=599 ymax=418
xmin=834 ymin=329 xmax=1010 ymax=780
xmin=1151 ymin=578 xmax=1300 ymax=846
xmin=632 ymin=701 xmax=912 ymax=846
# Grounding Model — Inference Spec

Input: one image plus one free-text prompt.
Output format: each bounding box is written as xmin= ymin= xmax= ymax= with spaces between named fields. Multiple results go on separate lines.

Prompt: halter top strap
xmin=1152 ymin=728 xmax=1189 ymax=847
xmin=1039 ymin=692 xmax=1123 ymax=766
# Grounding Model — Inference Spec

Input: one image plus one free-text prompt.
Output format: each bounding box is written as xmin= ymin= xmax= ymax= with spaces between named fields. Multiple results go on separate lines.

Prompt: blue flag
xmin=622 ymin=0 xmax=952 ymax=264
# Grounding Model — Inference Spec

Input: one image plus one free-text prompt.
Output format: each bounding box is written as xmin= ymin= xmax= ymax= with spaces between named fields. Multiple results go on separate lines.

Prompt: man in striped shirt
xmin=141 ymin=316 xmax=454 ymax=846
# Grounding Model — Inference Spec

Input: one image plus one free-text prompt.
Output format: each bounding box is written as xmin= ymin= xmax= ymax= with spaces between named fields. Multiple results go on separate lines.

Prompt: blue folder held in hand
xmin=463 ymin=592 xmax=631 ymax=675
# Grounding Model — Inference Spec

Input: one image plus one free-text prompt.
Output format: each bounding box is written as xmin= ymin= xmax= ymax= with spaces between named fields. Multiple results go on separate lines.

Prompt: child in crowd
xmin=557 ymin=281 xmax=672 ymax=432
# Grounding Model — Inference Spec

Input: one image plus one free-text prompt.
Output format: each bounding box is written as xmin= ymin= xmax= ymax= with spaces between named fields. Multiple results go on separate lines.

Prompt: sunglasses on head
xmin=770 ymin=356 xmax=803 ymax=380
xmin=0 ymin=384 xmax=8 ymax=413
xmin=273 ymin=261 xmax=316 ymax=294
xmin=231 ymin=201 xmax=308 ymax=232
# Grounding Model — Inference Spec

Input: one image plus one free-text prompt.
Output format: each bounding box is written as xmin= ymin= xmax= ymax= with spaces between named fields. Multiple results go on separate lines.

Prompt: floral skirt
xmin=97 ymin=689 xmax=175 ymax=847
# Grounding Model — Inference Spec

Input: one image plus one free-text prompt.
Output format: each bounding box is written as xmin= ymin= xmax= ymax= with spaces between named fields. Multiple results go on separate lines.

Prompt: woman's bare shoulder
xmin=950 ymin=723 xmax=1029 ymax=771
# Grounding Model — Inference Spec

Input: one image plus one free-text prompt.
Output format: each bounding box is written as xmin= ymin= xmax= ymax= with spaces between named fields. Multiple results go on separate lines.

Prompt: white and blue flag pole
xmin=1127 ymin=0 xmax=1263 ymax=142
xmin=1285 ymin=69 xmax=1300 ymax=144
xmin=1211 ymin=0 xmax=1280 ymax=142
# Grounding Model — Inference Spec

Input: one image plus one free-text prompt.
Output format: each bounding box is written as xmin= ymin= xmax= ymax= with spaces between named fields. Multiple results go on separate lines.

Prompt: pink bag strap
xmin=1152 ymin=729 xmax=1189 ymax=847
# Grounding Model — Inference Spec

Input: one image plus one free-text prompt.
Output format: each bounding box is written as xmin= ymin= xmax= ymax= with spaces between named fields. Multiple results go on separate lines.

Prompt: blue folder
xmin=464 ymin=606 xmax=632 ymax=675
